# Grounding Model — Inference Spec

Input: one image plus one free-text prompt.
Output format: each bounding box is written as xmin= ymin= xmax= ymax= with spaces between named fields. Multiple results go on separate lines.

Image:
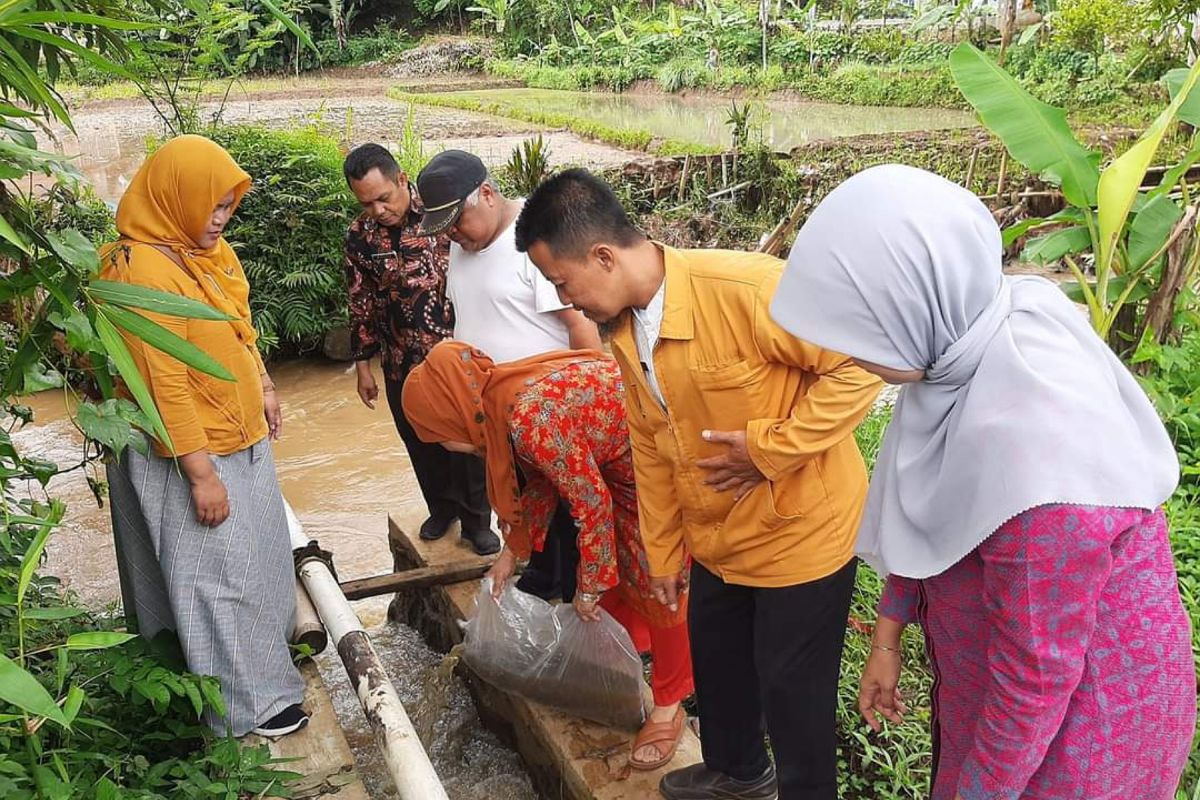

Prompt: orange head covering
xmin=102 ymin=135 xmax=257 ymax=345
xmin=401 ymin=340 xmax=608 ymax=529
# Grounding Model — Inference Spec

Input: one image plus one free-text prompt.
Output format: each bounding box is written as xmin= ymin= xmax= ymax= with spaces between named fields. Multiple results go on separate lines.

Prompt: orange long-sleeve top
xmin=99 ymin=244 xmax=268 ymax=457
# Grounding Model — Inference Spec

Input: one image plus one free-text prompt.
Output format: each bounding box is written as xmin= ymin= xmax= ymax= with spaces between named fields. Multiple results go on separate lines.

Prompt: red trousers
xmin=601 ymin=592 xmax=694 ymax=707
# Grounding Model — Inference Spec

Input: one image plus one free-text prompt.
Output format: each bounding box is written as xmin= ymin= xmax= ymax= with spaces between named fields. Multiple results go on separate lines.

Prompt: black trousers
xmin=385 ymin=375 xmax=490 ymax=530
xmin=689 ymin=558 xmax=857 ymax=799
xmin=515 ymin=498 xmax=580 ymax=602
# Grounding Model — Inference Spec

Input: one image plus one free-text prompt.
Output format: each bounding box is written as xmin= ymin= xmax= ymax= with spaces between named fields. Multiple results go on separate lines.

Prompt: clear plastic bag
xmin=462 ymin=579 xmax=647 ymax=730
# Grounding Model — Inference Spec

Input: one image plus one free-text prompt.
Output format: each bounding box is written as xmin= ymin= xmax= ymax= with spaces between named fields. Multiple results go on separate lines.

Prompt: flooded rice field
xmin=440 ymin=86 xmax=976 ymax=151
xmin=44 ymin=74 xmax=978 ymax=204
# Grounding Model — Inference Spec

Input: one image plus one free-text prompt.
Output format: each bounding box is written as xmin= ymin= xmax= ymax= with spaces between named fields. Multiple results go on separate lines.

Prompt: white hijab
xmin=771 ymin=164 xmax=1178 ymax=579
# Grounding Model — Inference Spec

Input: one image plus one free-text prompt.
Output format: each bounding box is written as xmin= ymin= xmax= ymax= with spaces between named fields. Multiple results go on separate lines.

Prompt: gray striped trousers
xmin=107 ymin=437 xmax=305 ymax=736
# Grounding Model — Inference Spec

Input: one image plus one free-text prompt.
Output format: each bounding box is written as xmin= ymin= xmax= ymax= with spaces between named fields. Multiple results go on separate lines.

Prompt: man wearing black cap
xmin=416 ymin=150 xmax=602 ymax=600
xmin=342 ymin=143 xmax=499 ymax=556
xmin=416 ymin=150 xmax=601 ymax=361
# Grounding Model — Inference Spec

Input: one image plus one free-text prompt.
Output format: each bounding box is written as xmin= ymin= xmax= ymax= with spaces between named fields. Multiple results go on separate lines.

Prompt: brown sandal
xmin=629 ymin=706 xmax=685 ymax=771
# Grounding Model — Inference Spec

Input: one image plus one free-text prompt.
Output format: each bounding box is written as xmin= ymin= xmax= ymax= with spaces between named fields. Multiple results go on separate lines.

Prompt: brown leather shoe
xmin=659 ymin=763 xmax=778 ymax=799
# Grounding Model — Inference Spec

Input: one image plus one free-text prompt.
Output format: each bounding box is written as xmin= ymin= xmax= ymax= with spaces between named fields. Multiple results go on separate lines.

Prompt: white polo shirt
xmin=447 ymin=202 xmax=571 ymax=363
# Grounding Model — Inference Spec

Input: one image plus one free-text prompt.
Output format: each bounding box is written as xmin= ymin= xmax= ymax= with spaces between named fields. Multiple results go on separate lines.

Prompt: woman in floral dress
xmin=771 ymin=164 xmax=1195 ymax=799
xmin=402 ymin=340 xmax=694 ymax=770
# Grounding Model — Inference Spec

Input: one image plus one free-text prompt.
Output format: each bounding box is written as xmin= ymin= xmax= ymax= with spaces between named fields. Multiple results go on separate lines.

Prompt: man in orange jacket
xmin=515 ymin=169 xmax=882 ymax=800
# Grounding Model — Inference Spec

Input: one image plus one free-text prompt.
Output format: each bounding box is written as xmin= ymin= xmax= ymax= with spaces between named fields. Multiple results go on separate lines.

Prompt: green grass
xmin=838 ymin=406 xmax=935 ymax=798
xmin=387 ymin=88 xmax=722 ymax=155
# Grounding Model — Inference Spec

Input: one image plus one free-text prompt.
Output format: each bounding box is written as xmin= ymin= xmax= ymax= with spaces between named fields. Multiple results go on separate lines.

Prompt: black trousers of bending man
xmin=385 ymin=374 xmax=490 ymax=532
xmin=689 ymin=557 xmax=858 ymax=799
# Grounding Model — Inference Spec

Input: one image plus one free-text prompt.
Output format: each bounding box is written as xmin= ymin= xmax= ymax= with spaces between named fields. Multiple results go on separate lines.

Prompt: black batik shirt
xmin=343 ymin=192 xmax=454 ymax=382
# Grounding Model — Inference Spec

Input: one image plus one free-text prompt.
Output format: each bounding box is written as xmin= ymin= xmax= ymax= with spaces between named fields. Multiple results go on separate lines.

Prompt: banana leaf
xmin=1097 ymin=59 xmax=1200 ymax=277
xmin=950 ymin=43 xmax=1099 ymax=208
xmin=1165 ymin=67 xmax=1200 ymax=128
xmin=1021 ymin=225 xmax=1091 ymax=265
xmin=1127 ymin=194 xmax=1184 ymax=272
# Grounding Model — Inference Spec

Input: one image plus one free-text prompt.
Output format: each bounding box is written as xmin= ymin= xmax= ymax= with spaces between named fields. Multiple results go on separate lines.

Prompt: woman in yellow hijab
xmin=100 ymin=135 xmax=307 ymax=738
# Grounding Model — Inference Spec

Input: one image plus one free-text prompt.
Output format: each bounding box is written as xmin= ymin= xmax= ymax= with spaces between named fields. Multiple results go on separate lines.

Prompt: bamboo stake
xmin=677 ymin=154 xmax=692 ymax=201
xmin=757 ymin=197 xmax=809 ymax=256
xmin=995 ymin=150 xmax=1009 ymax=198
xmin=708 ymin=181 xmax=751 ymax=201
xmin=976 ymin=189 xmax=1063 ymax=202
xmin=963 ymin=147 xmax=980 ymax=191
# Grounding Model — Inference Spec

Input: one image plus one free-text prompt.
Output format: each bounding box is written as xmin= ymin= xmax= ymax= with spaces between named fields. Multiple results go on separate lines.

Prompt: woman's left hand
xmin=263 ymin=385 xmax=283 ymax=440
xmin=573 ymin=593 xmax=602 ymax=622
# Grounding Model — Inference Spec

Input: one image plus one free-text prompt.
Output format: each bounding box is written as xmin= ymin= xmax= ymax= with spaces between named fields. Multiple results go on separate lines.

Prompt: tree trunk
xmin=1140 ymin=205 xmax=1199 ymax=347
xmin=760 ymin=0 xmax=769 ymax=71
xmin=1193 ymin=10 xmax=1200 ymax=64
xmin=997 ymin=0 xmax=1017 ymax=65
xmin=332 ymin=0 xmax=346 ymax=50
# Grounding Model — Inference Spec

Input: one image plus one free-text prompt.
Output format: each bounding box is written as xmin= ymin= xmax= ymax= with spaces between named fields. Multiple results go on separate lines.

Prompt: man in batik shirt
xmin=342 ymin=144 xmax=498 ymax=555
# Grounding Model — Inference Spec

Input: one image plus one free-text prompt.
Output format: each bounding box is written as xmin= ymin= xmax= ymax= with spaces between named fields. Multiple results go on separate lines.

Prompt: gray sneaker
xmin=659 ymin=763 xmax=778 ymax=800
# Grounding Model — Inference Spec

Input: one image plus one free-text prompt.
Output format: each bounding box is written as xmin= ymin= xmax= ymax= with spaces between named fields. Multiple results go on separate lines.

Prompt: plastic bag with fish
xmin=462 ymin=579 xmax=646 ymax=730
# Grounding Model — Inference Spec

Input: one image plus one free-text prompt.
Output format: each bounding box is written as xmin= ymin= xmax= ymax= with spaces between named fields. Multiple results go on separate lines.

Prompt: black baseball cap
xmin=415 ymin=150 xmax=488 ymax=236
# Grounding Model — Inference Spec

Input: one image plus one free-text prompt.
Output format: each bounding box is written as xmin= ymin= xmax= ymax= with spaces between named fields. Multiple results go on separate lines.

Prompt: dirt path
xmin=48 ymin=73 xmax=647 ymax=202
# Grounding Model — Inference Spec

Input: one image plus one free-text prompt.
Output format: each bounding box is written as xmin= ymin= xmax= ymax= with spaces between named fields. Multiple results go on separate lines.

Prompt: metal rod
xmin=285 ymin=503 xmax=449 ymax=800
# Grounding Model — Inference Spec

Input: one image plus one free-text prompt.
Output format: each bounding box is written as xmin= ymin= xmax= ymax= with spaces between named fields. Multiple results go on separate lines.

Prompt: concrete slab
xmin=246 ymin=661 xmax=370 ymax=800
xmin=385 ymin=515 xmax=702 ymax=800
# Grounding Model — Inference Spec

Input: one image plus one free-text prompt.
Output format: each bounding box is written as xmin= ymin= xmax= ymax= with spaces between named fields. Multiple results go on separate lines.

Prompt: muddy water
xmin=16 ymin=359 xmax=534 ymax=798
xmin=444 ymin=87 xmax=976 ymax=150
xmin=20 ymin=359 xmax=418 ymax=615
xmin=315 ymin=634 xmax=534 ymax=800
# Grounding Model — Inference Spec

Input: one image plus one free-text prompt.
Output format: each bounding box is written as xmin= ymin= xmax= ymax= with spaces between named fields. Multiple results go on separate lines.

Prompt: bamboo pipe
xmin=284 ymin=502 xmax=449 ymax=800
xmin=292 ymin=579 xmax=328 ymax=655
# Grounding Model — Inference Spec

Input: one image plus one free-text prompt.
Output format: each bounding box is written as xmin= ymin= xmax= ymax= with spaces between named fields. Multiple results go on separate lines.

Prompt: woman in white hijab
xmin=771 ymin=164 xmax=1194 ymax=800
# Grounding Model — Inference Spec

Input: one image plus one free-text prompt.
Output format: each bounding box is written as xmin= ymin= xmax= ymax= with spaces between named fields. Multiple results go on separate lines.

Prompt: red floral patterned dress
xmin=504 ymin=359 xmax=687 ymax=628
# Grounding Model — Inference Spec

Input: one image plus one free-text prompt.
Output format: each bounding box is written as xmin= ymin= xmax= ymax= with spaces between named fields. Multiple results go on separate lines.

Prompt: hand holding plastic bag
xmin=462 ymin=579 xmax=646 ymax=729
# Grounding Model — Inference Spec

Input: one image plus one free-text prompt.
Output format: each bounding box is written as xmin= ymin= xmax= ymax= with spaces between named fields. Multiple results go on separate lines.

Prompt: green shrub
xmin=849 ymin=28 xmax=907 ymax=64
xmin=0 ymin=509 xmax=297 ymax=798
xmin=37 ymin=184 xmax=116 ymax=246
xmin=487 ymin=58 xmax=648 ymax=92
xmin=657 ymin=56 xmax=709 ymax=92
xmin=769 ymin=30 xmax=854 ymax=67
xmin=209 ymin=124 xmax=357 ymax=357
xmin=314 ymin=26 xmax=414 ymax=67
xmin=895 ymin=40 xmax=955 ymax=66
xmin=1003 ymin=43 xmax=1162 ymax=111
xmin=1051 ymin=0 xmax=1144 ymax=55
xmin=1137 ymin=331 xmax=1200 ymax=492
xmin=795 ymin=62 xmax=964 ymax=108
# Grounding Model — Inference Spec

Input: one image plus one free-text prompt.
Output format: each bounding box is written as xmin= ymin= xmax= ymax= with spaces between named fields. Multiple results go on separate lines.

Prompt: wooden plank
xmin=385 ymin=514 xmax=703 ymax=800
xmin=246 ymin=660 xmax=369 ymax=799
xmin=340 ymin=560 xmax=493 ymax=600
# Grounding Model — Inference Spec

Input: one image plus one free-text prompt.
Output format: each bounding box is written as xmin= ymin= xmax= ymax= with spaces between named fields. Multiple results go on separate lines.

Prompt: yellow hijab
xmin=103 ymin=135 xmax=256 ymax=344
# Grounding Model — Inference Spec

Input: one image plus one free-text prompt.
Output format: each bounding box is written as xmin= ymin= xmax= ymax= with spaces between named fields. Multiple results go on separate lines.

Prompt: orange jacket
xmin=610 ymin=245 xmax=882 ymax=587
xmin=99 ymin=245 xmax=268 ymax=457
